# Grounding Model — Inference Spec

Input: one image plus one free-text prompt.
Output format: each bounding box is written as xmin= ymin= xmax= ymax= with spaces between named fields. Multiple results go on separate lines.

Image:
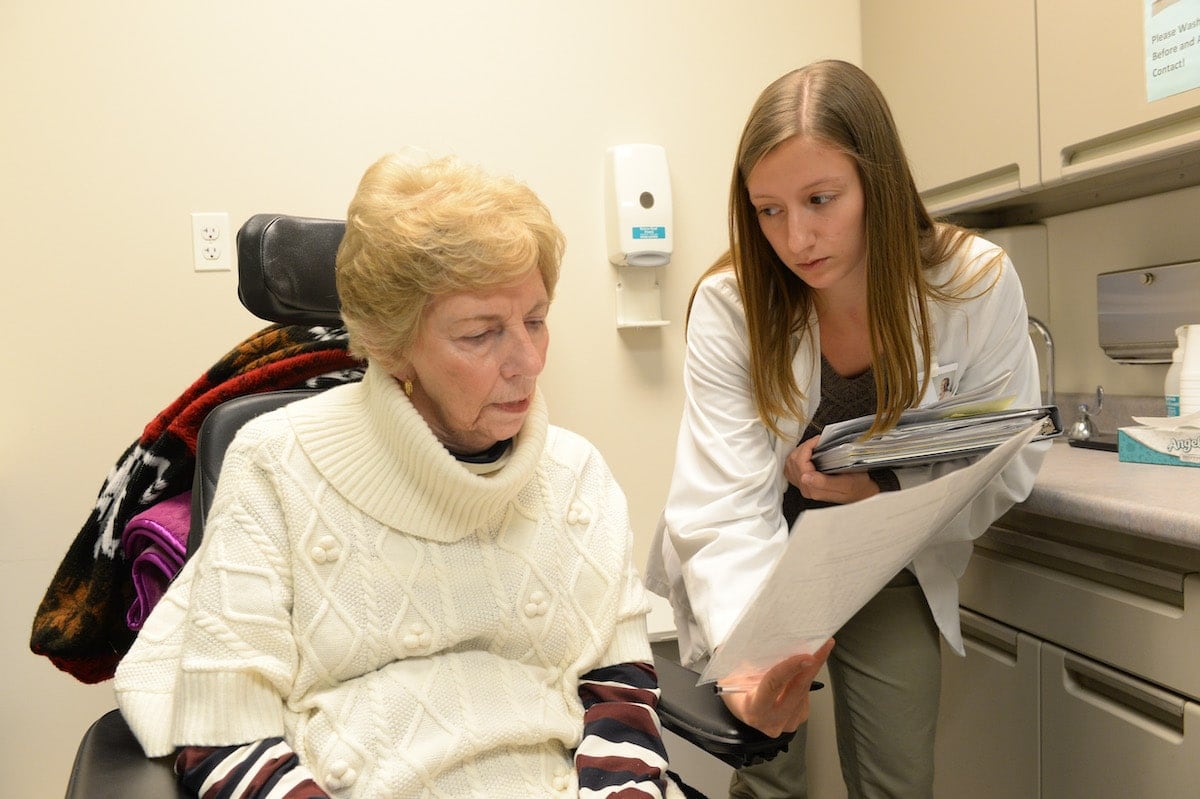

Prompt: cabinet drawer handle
xmin=960 ymin=608 xmax=1019 ymax=661
xmin=982 ymin=525 xmax=1185 ymax=601
xmin=1062 ymin=652 xmax=1186 ymax=737
xmin=1061 ymin=108 xmax=1200 ymax=170
xmin=921 ymin=165 xmax=1023 ymax=212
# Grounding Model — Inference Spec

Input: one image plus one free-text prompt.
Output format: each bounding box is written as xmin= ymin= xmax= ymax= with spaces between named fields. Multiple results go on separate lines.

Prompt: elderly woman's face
xmin=402 ymin=268 xmax=550 ymax=453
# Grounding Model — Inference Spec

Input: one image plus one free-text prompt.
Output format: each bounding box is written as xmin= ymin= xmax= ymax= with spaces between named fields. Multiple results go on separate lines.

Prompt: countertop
xmin=1020 ymin=439 xmax=1200 ymax=549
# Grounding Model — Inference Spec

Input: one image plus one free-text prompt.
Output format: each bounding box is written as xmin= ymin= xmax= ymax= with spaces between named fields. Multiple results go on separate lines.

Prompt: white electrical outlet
xmin=191 ymin=211 xmax=232 ymax=272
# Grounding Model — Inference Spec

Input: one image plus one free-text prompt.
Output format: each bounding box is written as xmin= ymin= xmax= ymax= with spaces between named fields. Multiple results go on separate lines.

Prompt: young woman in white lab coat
xmin=646 ymin=60 xmax=1048 ymax=798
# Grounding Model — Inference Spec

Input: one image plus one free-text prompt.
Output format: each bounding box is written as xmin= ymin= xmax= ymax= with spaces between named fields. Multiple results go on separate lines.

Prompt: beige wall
xmin=0 ymin=2 xmax=860 ymax=795
xmin=1041 ymin=184 xmax=1200 ymax=399
xmin=988 ymin=183 xmax=1200 ymax=412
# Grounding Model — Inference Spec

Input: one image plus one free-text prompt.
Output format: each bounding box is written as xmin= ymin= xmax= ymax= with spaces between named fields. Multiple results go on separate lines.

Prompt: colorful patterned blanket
xmin=30 ymin=323 xmax=363 ymax=683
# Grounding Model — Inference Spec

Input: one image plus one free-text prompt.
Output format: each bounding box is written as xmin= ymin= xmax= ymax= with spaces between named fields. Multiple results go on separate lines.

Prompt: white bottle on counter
xmin=1165 ymin=326 xmax=1186 ymax=417
xmin=1179 ymin=324 xmax=1200 ymax=416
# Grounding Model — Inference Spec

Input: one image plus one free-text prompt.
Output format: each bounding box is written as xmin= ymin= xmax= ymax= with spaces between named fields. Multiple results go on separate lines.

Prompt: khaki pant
xmin=729 ymin=570 xmax=941 ymax=799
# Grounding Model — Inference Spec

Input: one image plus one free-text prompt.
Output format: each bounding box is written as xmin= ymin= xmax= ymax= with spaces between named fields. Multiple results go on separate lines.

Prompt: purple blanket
xmin=122 ymin=491 xmax=191 ymax=630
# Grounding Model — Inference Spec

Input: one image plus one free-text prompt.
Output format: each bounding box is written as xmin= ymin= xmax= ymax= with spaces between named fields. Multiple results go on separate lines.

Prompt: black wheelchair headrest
xmin=236 ymin=214 xmax=345 ymax=326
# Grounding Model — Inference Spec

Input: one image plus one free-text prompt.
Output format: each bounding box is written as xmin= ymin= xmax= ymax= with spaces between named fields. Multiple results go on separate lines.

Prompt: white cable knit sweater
xmin=114 ymin=364 xmax=652 ymax=798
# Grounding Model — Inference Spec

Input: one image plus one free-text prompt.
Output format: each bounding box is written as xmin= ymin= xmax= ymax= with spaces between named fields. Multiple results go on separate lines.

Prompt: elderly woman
xmin=114 ymin=153 xmax=691 ymax=799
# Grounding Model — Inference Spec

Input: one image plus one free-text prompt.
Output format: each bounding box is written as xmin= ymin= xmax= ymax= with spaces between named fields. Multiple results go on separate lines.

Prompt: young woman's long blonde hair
xmin=693 ymin=60 xmax=999 ymax=439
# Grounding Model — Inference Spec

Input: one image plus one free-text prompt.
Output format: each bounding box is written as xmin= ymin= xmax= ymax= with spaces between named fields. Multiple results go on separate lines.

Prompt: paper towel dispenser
xmin=1097 ymin=260 xmax=1200 ymax=363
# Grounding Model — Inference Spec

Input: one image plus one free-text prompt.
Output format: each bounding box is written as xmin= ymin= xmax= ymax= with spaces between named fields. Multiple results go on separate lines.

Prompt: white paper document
xmin=699 ymin=423 xmax=1042 ymax=685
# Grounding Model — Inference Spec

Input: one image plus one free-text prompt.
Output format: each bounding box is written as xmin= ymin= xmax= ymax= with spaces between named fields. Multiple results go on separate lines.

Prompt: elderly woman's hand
xmin=786 ymin=436 xmax=879 ymax=504
xmin=717 ymin=638 xmax=835 ymax=737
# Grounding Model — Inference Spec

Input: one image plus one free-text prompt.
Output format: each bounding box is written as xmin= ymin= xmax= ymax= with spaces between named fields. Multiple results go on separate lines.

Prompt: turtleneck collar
xmin=285 ymin=363 xmax=548 ymax=542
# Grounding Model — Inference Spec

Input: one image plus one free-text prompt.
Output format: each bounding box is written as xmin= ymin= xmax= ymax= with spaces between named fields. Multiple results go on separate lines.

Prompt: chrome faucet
xmin=1027 ymin=316 xmax=1055 ymax=407
xmin=1068 ymin=385 xmax=1104 ymax=442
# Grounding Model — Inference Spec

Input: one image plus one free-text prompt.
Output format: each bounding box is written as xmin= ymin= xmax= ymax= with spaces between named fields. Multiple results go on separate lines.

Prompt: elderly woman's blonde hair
xmin=336 ymin=152 xmax=565 ymax=372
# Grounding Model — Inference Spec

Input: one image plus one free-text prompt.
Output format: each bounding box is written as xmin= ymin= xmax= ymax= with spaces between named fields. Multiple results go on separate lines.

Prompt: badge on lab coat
xmin=921 ymin=362 xmax=959 ymax=407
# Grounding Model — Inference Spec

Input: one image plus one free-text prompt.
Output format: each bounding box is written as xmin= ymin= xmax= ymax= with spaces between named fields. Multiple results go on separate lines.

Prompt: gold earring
xmin=403 ymin=378 xmax=414 ymax=397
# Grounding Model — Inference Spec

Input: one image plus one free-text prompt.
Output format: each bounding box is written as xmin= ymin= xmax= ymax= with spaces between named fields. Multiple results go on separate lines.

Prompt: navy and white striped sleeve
xmin=576 ymin=661 xmax=690 ymax=799
xmin=175 ymin=738 xmax=330 ymax=798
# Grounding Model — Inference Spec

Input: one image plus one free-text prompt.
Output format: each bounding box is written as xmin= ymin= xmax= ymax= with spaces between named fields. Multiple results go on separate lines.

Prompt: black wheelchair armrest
xmin=651 ymin=641 xmax=799 ymax=769
xmin=66 ymin=708 xmax=186 ymax=799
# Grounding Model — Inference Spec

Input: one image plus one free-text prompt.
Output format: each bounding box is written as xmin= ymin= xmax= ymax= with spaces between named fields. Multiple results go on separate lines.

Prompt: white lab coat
xmin=645 ymin=234 xmax=1049 ymax=666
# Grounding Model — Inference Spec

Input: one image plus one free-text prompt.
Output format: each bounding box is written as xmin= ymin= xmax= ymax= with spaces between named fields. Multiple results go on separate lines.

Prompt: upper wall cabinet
xmin=1038 ymin=1 xmax=1200 ymax=185
xmin=864 ymin=1 xmax=1200 ymax=223
xmin=861 ymin=1 xmax=1040 ymax=215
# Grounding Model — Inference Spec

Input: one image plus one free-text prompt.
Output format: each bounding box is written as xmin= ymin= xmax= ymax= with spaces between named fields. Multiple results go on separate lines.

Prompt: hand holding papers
xmin=714 ymin=639 xmax=835 ymax=737
xmin=699 ymin=423 xmax=1044 ymax=686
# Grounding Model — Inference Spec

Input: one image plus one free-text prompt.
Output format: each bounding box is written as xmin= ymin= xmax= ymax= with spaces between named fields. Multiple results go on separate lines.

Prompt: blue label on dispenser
xmin=632 ymin=226 xmax=667 ymax=240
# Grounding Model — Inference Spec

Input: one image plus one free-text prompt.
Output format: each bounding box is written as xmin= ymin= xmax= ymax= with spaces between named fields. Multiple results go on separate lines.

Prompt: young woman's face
xmin=400 ymin=268 xmax=550 ymax=454
xmin=746 ymin=135 xmax=868 ymax=299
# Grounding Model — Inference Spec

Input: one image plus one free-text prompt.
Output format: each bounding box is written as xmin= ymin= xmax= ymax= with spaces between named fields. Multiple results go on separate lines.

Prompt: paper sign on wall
xmin=1146 ymin=0 xmax=1200 ymax=101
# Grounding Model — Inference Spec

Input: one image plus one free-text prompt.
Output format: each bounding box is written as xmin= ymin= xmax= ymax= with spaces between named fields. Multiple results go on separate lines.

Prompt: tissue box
xmin=1118 ymin=425 xmax=1200 ymax=467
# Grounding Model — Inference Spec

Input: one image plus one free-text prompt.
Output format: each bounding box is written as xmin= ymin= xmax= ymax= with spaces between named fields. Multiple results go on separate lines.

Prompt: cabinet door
xmin=1041 ymin=643 xmax=1200 ymax=799
xmin=861 ymin=0 xmax=1040 ymax=215
xmin=934 ymin=609 xmax=1040 ymax=799
xmin=961 ymin=524 xmax=1200 ymax=703
xmin=1038 ymin=1 xmax=1200 ymax=185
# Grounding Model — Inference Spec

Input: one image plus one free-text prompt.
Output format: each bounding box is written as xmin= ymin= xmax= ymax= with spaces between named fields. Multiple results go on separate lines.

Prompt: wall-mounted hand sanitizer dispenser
xmin=605 ymin=144 xmax=672 ymax=268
